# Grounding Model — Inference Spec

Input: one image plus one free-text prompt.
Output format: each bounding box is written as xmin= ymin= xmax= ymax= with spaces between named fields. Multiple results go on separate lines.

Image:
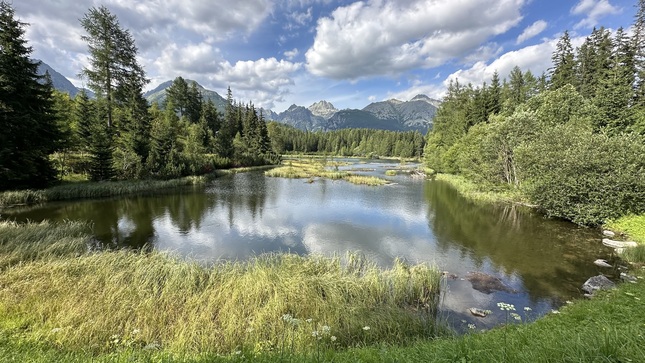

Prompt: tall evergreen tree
xmin=550 ymin=30 xmax=577 ymax=89
xmin=80 ymin=5 xmax=148 ymax=129
xmin=0 ymin=2 xmax=61 ymax=189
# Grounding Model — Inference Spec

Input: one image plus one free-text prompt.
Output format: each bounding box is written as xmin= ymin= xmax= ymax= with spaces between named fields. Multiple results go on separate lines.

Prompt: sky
xmin=13 ymin=0 xmax=638 ymax=112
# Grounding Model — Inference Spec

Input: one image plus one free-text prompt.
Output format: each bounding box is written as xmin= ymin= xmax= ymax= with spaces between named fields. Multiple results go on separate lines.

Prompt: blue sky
xmin=15 ymin=0 xmax=637 ymax=112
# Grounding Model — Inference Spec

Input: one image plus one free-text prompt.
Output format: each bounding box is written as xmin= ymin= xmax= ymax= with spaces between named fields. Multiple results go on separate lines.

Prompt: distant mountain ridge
xmin=35 ymin=61 xmax=440 ymax=132
xmin=144 ymin=79 xmax=227 ymax=112
xmin=269 ymin=95 xmax=440 ymax=132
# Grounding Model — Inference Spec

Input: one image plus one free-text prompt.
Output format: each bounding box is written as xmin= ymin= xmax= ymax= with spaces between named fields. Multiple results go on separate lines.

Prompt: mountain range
xmin=38 ymin=61 xmax=440 ymax=132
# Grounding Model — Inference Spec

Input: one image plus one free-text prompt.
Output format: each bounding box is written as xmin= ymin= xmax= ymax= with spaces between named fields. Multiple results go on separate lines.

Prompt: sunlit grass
xmin=344 ymin=175 xmax=389 ymax=186
xmin=0 ymin=176 xmax=209 ymax=208
xmin=385 ymin=170 xmax=398 ymax=176
xmin=0 ymin=223 xmax=442 ymax=356
xmin=434 ymin=174 xmax=524 ymax=204
xmin=605 ymin=214 xmax=645 ymax=245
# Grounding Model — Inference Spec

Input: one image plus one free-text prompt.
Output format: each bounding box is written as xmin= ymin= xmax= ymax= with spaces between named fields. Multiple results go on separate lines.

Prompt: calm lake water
xmin=1 ymin=159 xmax=615 ymax=332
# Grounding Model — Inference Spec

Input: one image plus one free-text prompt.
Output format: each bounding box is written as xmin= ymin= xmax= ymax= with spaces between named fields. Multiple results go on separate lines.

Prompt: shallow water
xmin=2 ymin=159 xmax=615 ymax=332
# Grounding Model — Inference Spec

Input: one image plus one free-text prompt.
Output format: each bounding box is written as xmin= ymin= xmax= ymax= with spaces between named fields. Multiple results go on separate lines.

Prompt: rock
xmin=466 ymin=272 xmax=517 ymax=294
xmin=469 ymin=308 xmax=489 ymax=317
xmin=603 ymin=230 xmax=616 ymax=237
xmin=593 ymin=259 xmax=613 ymax=268
xmin=602 ymin=239 xmax=638 ymax=248
xmin=582 ymin=275 xmax=616 ymax=295
xmin=620 ymin=272 xmax=637 ymax=283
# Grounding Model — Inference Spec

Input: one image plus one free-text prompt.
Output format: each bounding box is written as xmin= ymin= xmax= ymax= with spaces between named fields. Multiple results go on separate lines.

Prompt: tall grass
xmin=434 ymin=174 xmax=523 ymax=204
xmin=0 ymin=220 xmax=91 ymax=270
xmin=0 ymin=251 xmax=441 ymax=355
xmin=344 ymin=175 xmax=389 ymax=186
xmin=0 ymin=176 xmax=209 ymax=208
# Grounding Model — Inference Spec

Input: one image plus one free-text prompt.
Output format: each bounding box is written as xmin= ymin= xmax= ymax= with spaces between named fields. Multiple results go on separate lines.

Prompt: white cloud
xmin=208 ymin=58 xmax=302 ymax=109
xmin=516 ymin=20 xmax=548 ymax=44
xmin=387 ymin=81 xmax=446 ymax=102
xmin=284 ymin=48 xmax=299 ymax=60
xmin=445 ymin=34 xmax=585 ymax=87
xmin=571 ymin=0 xmax=621 ymax=29
xmin=306 ymin=0 xmax=526 ymax=80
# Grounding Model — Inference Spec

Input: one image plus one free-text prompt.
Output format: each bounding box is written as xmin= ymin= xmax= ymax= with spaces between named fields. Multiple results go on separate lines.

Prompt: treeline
xmin=0 ymin=3 xmax=277 ymax=191
xmin=426 ymin=19 xmax=645 ymax=225
xmin=267 ymin=123 xmax=425 ymax=158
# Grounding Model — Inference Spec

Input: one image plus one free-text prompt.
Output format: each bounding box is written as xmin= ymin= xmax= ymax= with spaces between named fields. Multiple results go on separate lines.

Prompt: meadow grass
xmin=0 ymin=220 xmax=91 ymax=270
xmin=343 ymin=175 xmax=389 ymax=186
xmin=0 ymin=176 xmax=210 ymax=208
xmin=385 ymin=170 xmax=398 ymax=176
xmin=0 ymin=221 xmax=442 ymax=357
xmin=266 ymin=159 xmax=389 ymax=186
xmin=605 ymin=214 xmax=645 ymax=244
xmin=434 ymin=174 xmax=524 ymax=204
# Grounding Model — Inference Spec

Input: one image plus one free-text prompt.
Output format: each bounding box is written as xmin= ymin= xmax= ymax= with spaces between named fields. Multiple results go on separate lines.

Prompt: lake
xmin=1 ymin=158 xmax=614 ymax=332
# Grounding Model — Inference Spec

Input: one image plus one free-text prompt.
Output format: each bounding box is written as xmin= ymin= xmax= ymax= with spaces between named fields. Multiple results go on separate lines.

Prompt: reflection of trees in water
xmin=212 ymin=172 xmax=268 ymax=228
xmin=424 ymin=180 xmax=604 ymax=302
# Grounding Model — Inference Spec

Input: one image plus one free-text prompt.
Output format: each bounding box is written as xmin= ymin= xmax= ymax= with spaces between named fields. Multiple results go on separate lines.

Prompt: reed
xmin=0 ymin=220 xmax=91 ymax=270
xmin=343 ymin=175 xmax=389 ymax=186
xmin=0 ymin=176 xmax=209 ymax=208
xmin=0 ymin=248 xmax=441 ymax=355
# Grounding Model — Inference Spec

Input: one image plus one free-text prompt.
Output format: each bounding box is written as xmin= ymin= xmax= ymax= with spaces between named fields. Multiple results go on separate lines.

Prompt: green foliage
xmin=0 ymin=2 xmax=61 ymax=190
xmin=605 ymin=214 xmax=645 ymax=244
xmin=517 ymin=125 xmax=645 ymax=225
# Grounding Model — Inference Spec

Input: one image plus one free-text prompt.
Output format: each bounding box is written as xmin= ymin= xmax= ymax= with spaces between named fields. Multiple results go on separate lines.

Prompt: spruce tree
xmin=550 ymin=30 xmax=577 ymax=89
xmin=0 ymin=2 xmax=61 ymax=189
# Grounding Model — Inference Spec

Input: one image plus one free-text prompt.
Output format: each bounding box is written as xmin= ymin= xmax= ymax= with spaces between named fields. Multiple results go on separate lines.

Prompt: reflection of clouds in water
xmin=301 ymin=223 xmax=439 ymax=267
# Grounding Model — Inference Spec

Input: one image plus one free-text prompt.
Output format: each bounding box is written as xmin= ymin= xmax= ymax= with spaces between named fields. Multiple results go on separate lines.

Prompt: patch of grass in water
xmin=344 ymin=175 xmax=389 ymax=186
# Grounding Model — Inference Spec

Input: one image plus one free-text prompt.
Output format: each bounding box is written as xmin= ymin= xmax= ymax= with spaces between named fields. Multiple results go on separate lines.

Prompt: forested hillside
xmin=425 ymin=22 xmax=645 ymax=225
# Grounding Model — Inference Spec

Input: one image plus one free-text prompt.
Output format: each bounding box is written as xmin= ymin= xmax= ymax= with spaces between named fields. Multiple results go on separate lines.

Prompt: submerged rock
xmin=602 ymin=239 xmax=638 ymax=248
xmin=466 ymin=272 xmax=517 ymax=294
xmin=593 ymin=259 xmax=613 ymax=268
xmin=469 ymin=308 xmax=490 ymax=317
xmin=582 ymin=275 xmax=615 ymax=295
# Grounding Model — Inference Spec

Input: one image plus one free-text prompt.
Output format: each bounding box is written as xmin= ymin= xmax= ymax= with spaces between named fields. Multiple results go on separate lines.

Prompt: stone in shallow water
xmin=466 ymin=272 xmax=517 ymax=294
xmin=582 ymin=275 xmax=615 ymax=295
xmin=602 ymin=239 xmax=638 ymax=248
xmin=469 ymin=308 xmax=489 ymax=317
xmin=593 ymin=259 xmax=612 ymax=268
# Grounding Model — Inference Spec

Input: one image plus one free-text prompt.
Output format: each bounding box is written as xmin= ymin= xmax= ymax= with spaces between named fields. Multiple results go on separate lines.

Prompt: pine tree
xmin=550 ymin=30 xmax=577 ymax=89
xmin=73 ymin=90 xmax=94 ymax=152
xmin=632 ymin=0 xmax=645 ymax=106
xmin=80 ymin=5 xmax=148 ymax=129
xmin=0 ymin=2 xmax=61 ymax=189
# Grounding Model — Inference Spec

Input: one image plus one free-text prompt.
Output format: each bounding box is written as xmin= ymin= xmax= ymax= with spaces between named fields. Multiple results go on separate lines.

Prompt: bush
xmin=516 ymin=125 xmax=645 ymax=225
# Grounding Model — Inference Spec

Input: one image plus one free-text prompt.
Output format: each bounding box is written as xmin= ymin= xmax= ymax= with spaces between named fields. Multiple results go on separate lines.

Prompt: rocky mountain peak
xmin=308 ymin=100 xmax=338 ymax=119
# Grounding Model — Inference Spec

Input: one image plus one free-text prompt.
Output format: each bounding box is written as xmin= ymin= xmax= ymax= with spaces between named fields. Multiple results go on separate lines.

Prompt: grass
xmin=605 ymin=214 xmax=645 ymax=244
xmin=266 ymin=159 xmax=389 ymax=186
xmin=385 ymin=170 xmax=397 ymax=176
xmin=434 ymin=174 xmax=524 ymax=204
xmin=0 ymin=176 xmax=211 ymax=208
xmin=0 ymin=220 xmax=91 ymax=270
xmin=0 ymin=221 xmax=441 ymax=358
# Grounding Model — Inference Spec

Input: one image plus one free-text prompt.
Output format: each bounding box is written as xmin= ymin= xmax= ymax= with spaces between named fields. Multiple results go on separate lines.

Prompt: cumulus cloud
xmin=208 ymin=58 xmax=302 ymax=109
xmin=571 ymin=0 xmax=621 ymax=29
xmin=516 ymin=20 xmax=548 ymax=44
xmin=445 ymin=34 xmax=585 ymax=87
xmin=306 ymin=0 xmax=526 ymax=80
xmin=284 ymin=48 xmax=299 ymax=60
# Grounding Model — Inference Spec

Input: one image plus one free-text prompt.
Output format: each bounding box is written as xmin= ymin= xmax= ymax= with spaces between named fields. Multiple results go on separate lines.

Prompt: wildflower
xmin=497 ymin=302 xmax=515 ymax=311
xmin=322 ymin=325 xmax=330 ymax=333
xmin=282 ymin=314 xmax=293 ymax=322
xmin=50 ymin=328 xmax=62 ymax=333
xmin=551 ymin=310 xmax=560 ymax=314
xmin=467 ymin=324 xmax=476 ymax=330
xmin=330 ymin=336 xmax=337 ymax=342
xmin=511 ymin=313 xmax=522 ymax=321
xmin=363 ymin=326 xmax=370 ymax=331
xmin=131 ymin=329 xmax=140 ymax=335
xmin=306 ymin=318 xmax=313 ymax=323
xmin=523 ymin=307 xmax=532 ymax=312
xmin=312 ymin=331 xmax=319 ymax=337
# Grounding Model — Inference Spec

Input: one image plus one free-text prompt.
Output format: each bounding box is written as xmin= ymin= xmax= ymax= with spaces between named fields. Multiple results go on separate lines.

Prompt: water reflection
xmin=1 ymin=161 xmax=613 ymax=331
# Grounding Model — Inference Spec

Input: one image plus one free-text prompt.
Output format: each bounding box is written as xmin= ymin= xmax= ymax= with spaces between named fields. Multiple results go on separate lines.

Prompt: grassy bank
xmin=265 ymin=159 xmax=389 ymax=186
xmin=0 ymin=176 xmax=209 ymax=208
xmin=606 ymin=214 xmax=645 ymax=244
xmin=0 ymin=221 xmax=441 ymax=360
xmin=433 ymin=174 xmax=524 ymax=204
